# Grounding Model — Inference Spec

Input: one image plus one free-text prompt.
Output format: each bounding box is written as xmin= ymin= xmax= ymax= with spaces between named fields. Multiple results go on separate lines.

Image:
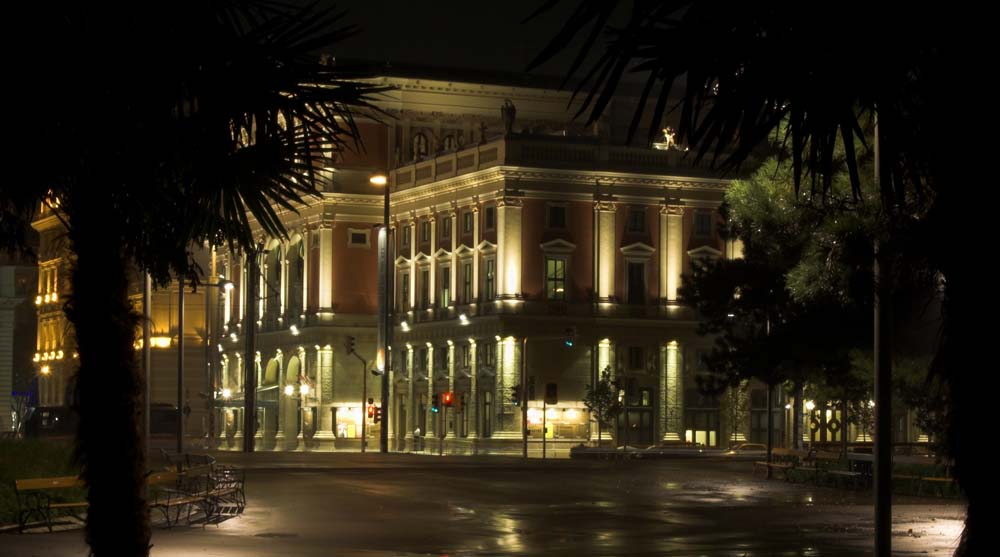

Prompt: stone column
xmin=664 ymin=205 xmax=684 ymax=303
xmin=302 ymin=226 xmax=310 ymax=315
xmin=468 ymin=340 xmax=478 ymax=441
xmin=663 ymin=340 xmax=683 ymax=441
xmin=450 ymin=209 xmax=458 ymax=303
xmin=429 ymin=214 xmax=437 ymax=307
xmin=595 ymin=200 xmax=617 ymax=302
xmin=318 ymin=225 xmax=334 ymax=312
xmin=472 ymin=204 xmax=481 ymax=300
xmin=426 ymin=344 xmax=434 ymax=438
xmin=446 ymin=341 xmax=456 ymax=439
xmin=405 ymin=345 xmax=415 ymax=450
xmin=409 ymin=218 xmax=417 ymax=309
xmin=497 ymin=195 xmax=522 ymax=298
xmin=315 ymin=345 xmax=335 ymax=450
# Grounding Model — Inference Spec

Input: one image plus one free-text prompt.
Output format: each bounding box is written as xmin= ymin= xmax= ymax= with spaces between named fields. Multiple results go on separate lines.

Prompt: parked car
xmin=23 ymin=406 xmax=78 ymax=439
xmin=725 ymin=443 xmax=767 ymax=457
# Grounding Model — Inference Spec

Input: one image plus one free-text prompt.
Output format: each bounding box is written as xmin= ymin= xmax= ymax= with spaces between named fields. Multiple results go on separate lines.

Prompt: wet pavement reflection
xmin=3 ymin=458 xmax=965 ymax=556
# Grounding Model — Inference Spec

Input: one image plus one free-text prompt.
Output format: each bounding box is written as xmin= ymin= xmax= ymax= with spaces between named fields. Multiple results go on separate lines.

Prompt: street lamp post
xmin=176 ymin=277 xmax=234 ymax=456
xmin=243 ymin=244 xmax=262 ymax=453
xmin=371 ymin=173 xmax=391 ymax=454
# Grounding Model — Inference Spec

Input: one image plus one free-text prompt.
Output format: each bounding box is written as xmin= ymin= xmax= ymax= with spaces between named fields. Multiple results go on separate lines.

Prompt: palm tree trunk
xmin=66 ymin=208 xmax=150 ymax=556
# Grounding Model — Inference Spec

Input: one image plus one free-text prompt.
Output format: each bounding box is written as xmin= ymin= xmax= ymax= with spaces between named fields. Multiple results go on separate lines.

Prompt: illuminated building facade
xmin=210 ymin=71 xmax=743 ymax=454
xmin=29 ymin=68 xmax=925 ymax=452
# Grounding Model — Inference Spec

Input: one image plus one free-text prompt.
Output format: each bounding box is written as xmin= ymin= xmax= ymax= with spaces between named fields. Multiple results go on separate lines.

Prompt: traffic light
xmin=347 ymin=336 xmax=357 ymax=354
xmin=563 ymin=326 xmax=577 ymax=347
xmin=431 ymin=393 xmax=440 ymax=413
xmin=367 ymin=403 xmax=375 ymax=419
xmin=442 ymin=391 xmax=454 ymax=407
xmin=511 ymin=384 xmax=522 ymax=407
xmin=373 ymin=406 xmax=382 ymax=424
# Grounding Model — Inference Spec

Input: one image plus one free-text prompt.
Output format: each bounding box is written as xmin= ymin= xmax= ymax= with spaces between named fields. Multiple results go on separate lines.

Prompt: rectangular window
xmin=442 ymin=216 xmax=452 ymax=240
xmin=483 ymin=258 xmax=495 ymax=300
xmin=348 ymin=229 xmax=369 ymax=247
xmin=401 ymin=272 xmax=410 ymax=310
xmin=462 ymin=262 xmax=472 ymax=303
xmin=485 ymin=207 xmax=496 ymax=230
xmin=440 ymin=267 xmax=451 ymax=308
xmin=463 ymin=211 xmax=473 ymax=233
xmin=545 ymin=257 xmax=566 ymax=300
xmin=420 ymin=270 xmax=430 ymax=309
xmin=482 ymin=342 xmax=495 ymax=366
xmin=627 ymin=208 xmax=646 ymax=233
xmin=627 ymin=262 xmax=645 ymax=304
xmin=628 ymin=346 xmax=644 ymax=370
xmin=695 ymin=212 xmax=713 ymax=237
xmin=548 ymin=205 xmax=567 ymax=229
xmin=421 ymin=221 xmax=431 ymax=242
xmin=402 ymin=226 xmax=411 ymax=247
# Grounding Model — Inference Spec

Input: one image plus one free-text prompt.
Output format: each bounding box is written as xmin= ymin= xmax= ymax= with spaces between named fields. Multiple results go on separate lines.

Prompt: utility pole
xmin=177 ymin=282 xmax=184 ymax=456
xmin=143 ymin=273 xmax=151 ymax=455
xmin=874 ymin=119 xmax=892 ymax=557
xmin=521 ymin=337 xmax=528 ymax=458
xmin=242 ymin=246 xmax=259 ymax=453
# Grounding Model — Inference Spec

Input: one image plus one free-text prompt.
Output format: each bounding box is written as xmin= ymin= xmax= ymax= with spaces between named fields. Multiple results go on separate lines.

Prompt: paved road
xmin=3 ymin=455 xmax=965 ymax=556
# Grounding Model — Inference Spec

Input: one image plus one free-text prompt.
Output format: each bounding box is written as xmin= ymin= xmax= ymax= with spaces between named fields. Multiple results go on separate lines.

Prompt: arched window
xmin=412 ymin=132 xmax=428 ymax=159
xmin=442 ymin=135 xmax=456 ymax=151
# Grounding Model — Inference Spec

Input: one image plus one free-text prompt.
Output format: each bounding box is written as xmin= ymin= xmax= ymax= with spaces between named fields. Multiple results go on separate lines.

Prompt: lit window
xmin=421 ymin=221 xmax=430 ymax=242
xmin=402 ymin=226 xmax=411 ymax=247
xmin=441 ymin=216 xmax=452 ymax=239
xmin=401 ymin=272 xmax=410 ymax=310
xmin=463 ymin=212 xmax=473 ymax=233
xmin=483 ymin=258 xmax=495 ymax=301
xmin=462 ymin=262 xmax=472 ymax=304
xmin=440 ymin=267 xmax=451 ymax=308
xmin=545 ymin=257 xmax=566 ymax=300
xmin=485 ymin=207 xmax=496 ymax=230
xmin=412 ymin=133 xmax=428 ymax=159
xmin=348 ymin=229 xmax=369 ymax=248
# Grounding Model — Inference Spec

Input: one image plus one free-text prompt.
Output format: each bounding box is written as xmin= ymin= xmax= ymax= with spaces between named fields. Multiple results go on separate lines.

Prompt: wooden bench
xmin=13 ymin=476 xmax=87 ymax=532
xmin=147 ymin=464 xmax=246 ymax=526
xmin=753 ymin=448 xmax=804 ymax=479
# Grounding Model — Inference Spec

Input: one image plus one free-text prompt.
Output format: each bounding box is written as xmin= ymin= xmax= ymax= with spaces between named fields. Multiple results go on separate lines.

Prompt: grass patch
xmin=0 ymin=439 xmax=80 ymax=524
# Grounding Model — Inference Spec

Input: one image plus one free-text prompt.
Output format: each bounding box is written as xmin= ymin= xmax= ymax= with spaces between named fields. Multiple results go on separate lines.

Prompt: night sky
xmin=330 ymin=0 xmax=588 ymax=78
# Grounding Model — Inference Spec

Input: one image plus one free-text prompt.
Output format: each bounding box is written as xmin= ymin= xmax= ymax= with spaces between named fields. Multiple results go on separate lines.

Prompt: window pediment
xmin=620 ymin=242 xmax=655 ymax=259
xmin=540 ymin=238 xmax=577 ymax=254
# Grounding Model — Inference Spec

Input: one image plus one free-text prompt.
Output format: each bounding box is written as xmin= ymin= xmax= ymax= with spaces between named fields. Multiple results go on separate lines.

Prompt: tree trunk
xmin=765 ymin=382 xmax=773 ymax=479
xmin=66 ymin=209 xmax=150 ymax=556
xmin=596 ymin=411 xmax=602 ymax=447
xmin=793 ymin=381 xmax=804 ymax=450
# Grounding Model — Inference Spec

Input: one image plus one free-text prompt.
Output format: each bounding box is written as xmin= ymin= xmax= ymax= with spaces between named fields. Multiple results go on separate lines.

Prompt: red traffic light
xmin=442 ymin=391 xmax=454 ymax=407
xmin=367 ymin=404 xmax=375 ymax=418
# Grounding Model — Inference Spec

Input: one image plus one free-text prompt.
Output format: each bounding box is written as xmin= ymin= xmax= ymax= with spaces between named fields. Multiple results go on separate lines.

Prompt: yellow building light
xmin=150 ymin=337 xmax=172 ymax=348
xmin=221 ymin=388 xmax=233 ymax=400
xmin=43 ymin=293 xmax=51 ymax=303
xmin=56 ymin=350 xmax=64 ymax=360
xmin=35 ymin=295 xmax=42 ymax=305
xmin=805 ymin=400 xmax=816 ymax=411
xmin=40 ymin=365 xmax=51 ymax=375
xmin=51 ymin=292 xmax=58 ymax=302
xmin=33 ymin=353 xmax=40 ymax=362
xmin=284 ymin=385 xmax=295 ymax=396
xmin=299 ymin=384 xmax=310 ymax=396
